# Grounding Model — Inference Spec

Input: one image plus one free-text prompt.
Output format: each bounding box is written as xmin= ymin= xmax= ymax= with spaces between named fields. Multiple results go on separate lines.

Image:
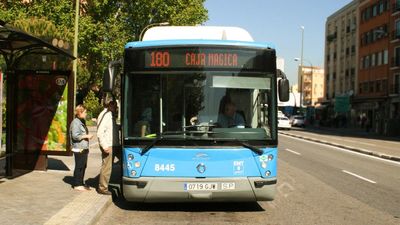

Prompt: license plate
xmin=221 ymin=182 xmax=235 ymax=190
xmin=184 ymin=183 xmax=218 ymax=191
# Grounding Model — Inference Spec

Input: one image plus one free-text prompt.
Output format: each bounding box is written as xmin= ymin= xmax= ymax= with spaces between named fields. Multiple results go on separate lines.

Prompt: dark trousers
xmin=73 ymin=150 xmax=88 ymax=187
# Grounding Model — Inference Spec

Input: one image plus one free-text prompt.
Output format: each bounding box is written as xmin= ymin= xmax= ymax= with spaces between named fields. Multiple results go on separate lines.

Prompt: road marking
xmin=279 ymin=134 xmax=400 ymax=167
xmin=285 ymin=148 xmax=301 ymax=155
xmin=342 ymin=170 xmax=377 ymax=184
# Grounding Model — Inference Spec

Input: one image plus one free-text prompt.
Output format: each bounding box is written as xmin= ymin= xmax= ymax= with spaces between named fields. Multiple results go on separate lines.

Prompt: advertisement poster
xmin=15 ymin=74 xmax=69 ymax=153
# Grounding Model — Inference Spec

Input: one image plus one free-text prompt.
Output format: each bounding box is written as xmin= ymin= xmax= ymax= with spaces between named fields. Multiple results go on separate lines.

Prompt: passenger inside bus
xmin=133 ymin=107 xmax=152 ymax=137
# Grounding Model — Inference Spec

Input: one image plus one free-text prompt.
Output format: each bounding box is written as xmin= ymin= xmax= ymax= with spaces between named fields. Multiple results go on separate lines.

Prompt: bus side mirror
xmin=102 ymin=68 xmax=114 ymax=92
xmin=102 ymin=59 xmax=122 ymax=92
xmin=278 ymin=78 xmax=289 ymax=102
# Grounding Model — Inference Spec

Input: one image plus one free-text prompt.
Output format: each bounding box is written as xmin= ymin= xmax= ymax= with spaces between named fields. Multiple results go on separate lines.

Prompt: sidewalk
xmin=0 ymin=126 xmax=113 ymax=225
xmin=279 ymin=126 xmax=400 ymax=162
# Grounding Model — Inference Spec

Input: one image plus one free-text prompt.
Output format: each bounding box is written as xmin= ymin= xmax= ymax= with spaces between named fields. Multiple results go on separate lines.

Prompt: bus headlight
xmin=268 ymin=154 xmax=274 ymax=161
xmin=265 ymin=170 xmax=271 ymax=177
xmin=134 ymin=161 xmax=141 ymax=168
xmin=261 ymin=161 xmax=267 ymax=169
xmin=128 ymin=154 xmax=134 ymax=161
xmin=131 ymin=170 xmax=137 ymax=176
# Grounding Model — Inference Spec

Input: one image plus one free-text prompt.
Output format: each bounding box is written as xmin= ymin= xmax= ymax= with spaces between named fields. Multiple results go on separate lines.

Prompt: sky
xmin=204 ymin=0 xmax=353 ymax=85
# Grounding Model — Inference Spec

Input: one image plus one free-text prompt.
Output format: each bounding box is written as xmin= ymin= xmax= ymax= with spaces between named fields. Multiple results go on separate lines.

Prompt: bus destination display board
xmin=127 ymin=47 xmax=269 ymax=71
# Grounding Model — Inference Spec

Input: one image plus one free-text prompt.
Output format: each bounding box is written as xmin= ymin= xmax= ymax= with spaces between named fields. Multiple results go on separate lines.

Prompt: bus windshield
xmin=124 ymin=71 xmax=276 ymax=141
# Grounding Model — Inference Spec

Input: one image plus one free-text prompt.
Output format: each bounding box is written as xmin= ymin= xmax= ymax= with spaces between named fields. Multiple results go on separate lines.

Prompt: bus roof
xmin=143 ymin=26 xmax=254 ymax=41
xmin=125 ymin=39 xmax=275 ymax=50
xmin=125 ymin=26 xmax=275 ymax=50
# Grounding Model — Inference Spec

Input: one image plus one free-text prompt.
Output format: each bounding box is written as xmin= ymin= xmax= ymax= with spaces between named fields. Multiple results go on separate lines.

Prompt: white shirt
xmin=97 ymin=109 xmax=120 ymax=149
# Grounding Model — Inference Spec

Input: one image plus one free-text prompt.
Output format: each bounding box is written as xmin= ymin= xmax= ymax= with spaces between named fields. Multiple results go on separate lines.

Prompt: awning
xmin=0 ymin=20 xmax=74 ymax=68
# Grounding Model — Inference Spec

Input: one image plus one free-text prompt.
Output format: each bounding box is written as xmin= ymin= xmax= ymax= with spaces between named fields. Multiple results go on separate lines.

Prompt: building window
xmin=395 ymin=47 xmax=400 ymax=67
xmin=373 ymin=5 xmax=378 ymax=17
xmin=371 ymin=53 xmax=376 ymax=67
xmin=395 ymin=74 xmax=400 ymax=94
xmin=365 ymin=55 xmax=370 ymax=68
xmin=384 ymin=50 xmax=388 ymax=64
xmin=379 ymin=1 xmax=384 ymax=14
xmin=377 ymin=52 xmax=382 ymax=65
xmin=395 ymin=20 xmax=400 ymax=39
xmin=382 ymin=79 xmax=387 ymax=92
xmin=376 ymin=80 xmax=381 ymax=92
xmin=369 ymin=81 xmax=374 ymax=92
xmin=364 ymin=82 xmax=369 ymax=93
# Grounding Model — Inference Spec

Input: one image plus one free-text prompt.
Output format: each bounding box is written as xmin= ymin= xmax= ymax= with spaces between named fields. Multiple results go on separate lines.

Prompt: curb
xmin=44 ymin=191 xmax=112 ymax=225
xmin=279 ymin=132 xmax=400 ymax=162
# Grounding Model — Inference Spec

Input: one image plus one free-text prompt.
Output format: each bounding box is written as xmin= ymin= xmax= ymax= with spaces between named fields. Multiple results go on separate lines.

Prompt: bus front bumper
xmin=122 ymin=177 xmax=276 ymax=202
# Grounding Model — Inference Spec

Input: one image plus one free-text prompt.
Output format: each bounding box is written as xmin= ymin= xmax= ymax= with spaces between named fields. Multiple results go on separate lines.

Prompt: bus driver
xmin=217 ymin=102 xmax=245 ymax=128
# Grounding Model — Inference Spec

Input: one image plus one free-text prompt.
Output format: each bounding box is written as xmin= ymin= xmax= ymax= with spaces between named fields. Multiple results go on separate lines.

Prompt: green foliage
xmin=0 ymin=0 xmax=208 ymax=100
xmin=83 ymin=90 xmax=103 ymax=120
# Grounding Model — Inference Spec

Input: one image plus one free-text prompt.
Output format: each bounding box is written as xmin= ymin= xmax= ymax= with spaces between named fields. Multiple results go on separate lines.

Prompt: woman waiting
xmin=70 ymin=105 xmax=93 ymax=191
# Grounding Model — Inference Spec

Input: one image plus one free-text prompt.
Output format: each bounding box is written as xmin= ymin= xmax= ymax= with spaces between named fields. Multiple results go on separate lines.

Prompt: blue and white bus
xmin=104 ymin=26 xmax=289 ymax=202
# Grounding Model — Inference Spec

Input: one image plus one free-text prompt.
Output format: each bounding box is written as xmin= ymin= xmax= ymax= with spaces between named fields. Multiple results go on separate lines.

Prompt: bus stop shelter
xmin=0 ymin=21 xmax=75 ymax=177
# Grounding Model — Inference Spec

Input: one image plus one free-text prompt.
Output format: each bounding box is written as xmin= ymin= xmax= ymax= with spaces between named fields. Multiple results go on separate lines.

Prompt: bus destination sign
xmin=143 ymin=48 xmax=264 ymax=70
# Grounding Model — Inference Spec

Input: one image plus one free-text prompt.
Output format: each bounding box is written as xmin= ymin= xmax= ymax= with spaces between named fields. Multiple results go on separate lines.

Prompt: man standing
xmin=97 ymin=100 xmax=120 ymax=195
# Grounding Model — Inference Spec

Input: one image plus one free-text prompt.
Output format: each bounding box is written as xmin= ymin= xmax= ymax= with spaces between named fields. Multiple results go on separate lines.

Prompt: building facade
xmin=358 ymin=0 xmax=392 ymax=134
xmin=298 ymin=66 xmax=325 ymax=106
xmin=388 ymin=0 xmax=400 ymax=135
xmin=324 ymin=0 xmax=359 ymax=129
xmin=325 ymin=1 xmax=359 ymax=100
xmin=325 ymin=0 xmax=400 ymax=135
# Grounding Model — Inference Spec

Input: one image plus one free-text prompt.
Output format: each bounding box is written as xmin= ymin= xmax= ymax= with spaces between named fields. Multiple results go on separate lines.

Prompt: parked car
xmin=278 ymin=116 xmax=291 ymax=130
xmin=290 ymin=115 xmax=305 ymax=127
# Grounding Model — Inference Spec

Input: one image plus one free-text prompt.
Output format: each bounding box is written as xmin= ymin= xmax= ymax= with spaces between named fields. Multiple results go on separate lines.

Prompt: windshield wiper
xmin=241 ymin=141 xmax=264 ymax=155
xmin=220 ymin=139 xmax=263 ymax=155
xmin=140 ymin=137 xmax=163 ymax=156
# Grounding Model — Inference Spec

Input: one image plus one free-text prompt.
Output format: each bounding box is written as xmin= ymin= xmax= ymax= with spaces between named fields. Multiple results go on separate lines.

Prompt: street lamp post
xmin=138 ymin=22 xmax=169 ymax=41
xmin=73 ymin=0 xmax=80 ymax=108
xmin=300 ymin=26 xmax=304 ymax=108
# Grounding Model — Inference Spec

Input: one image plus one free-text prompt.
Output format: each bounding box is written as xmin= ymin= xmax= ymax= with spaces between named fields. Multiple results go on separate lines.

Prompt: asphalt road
xmin=96 ymin=135 xmax=400 ymax=225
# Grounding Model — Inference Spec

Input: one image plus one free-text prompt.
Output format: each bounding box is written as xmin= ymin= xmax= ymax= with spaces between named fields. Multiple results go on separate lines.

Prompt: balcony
xmin=390 ymin=84 xmax=400 ymax=95
xmin=390 ymin=57 xmax=400 ymax=70
xmin=326 ymin=32 xmax=337 ymax=42
xmin=393 ymin=3 xmax=400 ymax=15
xmin=391 ymin=30 xmax=400 ymax=42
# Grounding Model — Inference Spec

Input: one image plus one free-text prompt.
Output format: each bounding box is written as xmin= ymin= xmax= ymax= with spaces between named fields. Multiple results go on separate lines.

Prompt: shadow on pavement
xmin=116 ymin=200 xmax=265 ymax=212
xmin=48 ymin=158 xmax=70 ymax=171
xmin=63 ymin=175 xmax=100 ymax=189
xmin=85 ymin=174 xmax=100 ymax=189
xmin=62 ymin=176 xmax=74 ymax=187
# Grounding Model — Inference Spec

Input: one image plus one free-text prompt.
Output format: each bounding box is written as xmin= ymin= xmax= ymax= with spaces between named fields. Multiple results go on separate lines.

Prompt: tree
xmin=0 ymin=0 xmax=208 ymax=100
xmin=83 ymin=90 xmax=103 ymax=119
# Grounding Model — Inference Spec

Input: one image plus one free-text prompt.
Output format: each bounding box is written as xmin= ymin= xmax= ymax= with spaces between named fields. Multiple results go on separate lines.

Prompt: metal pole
xmin=300 ymin=26 xmax=304 ymax=110
xmin=139 ymin=22 xmax=169 ymax=41
xmin=73 ymin=0 xmax=80 ymax=107
xmin=0 ymin=70 xmax=2 ymax=151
